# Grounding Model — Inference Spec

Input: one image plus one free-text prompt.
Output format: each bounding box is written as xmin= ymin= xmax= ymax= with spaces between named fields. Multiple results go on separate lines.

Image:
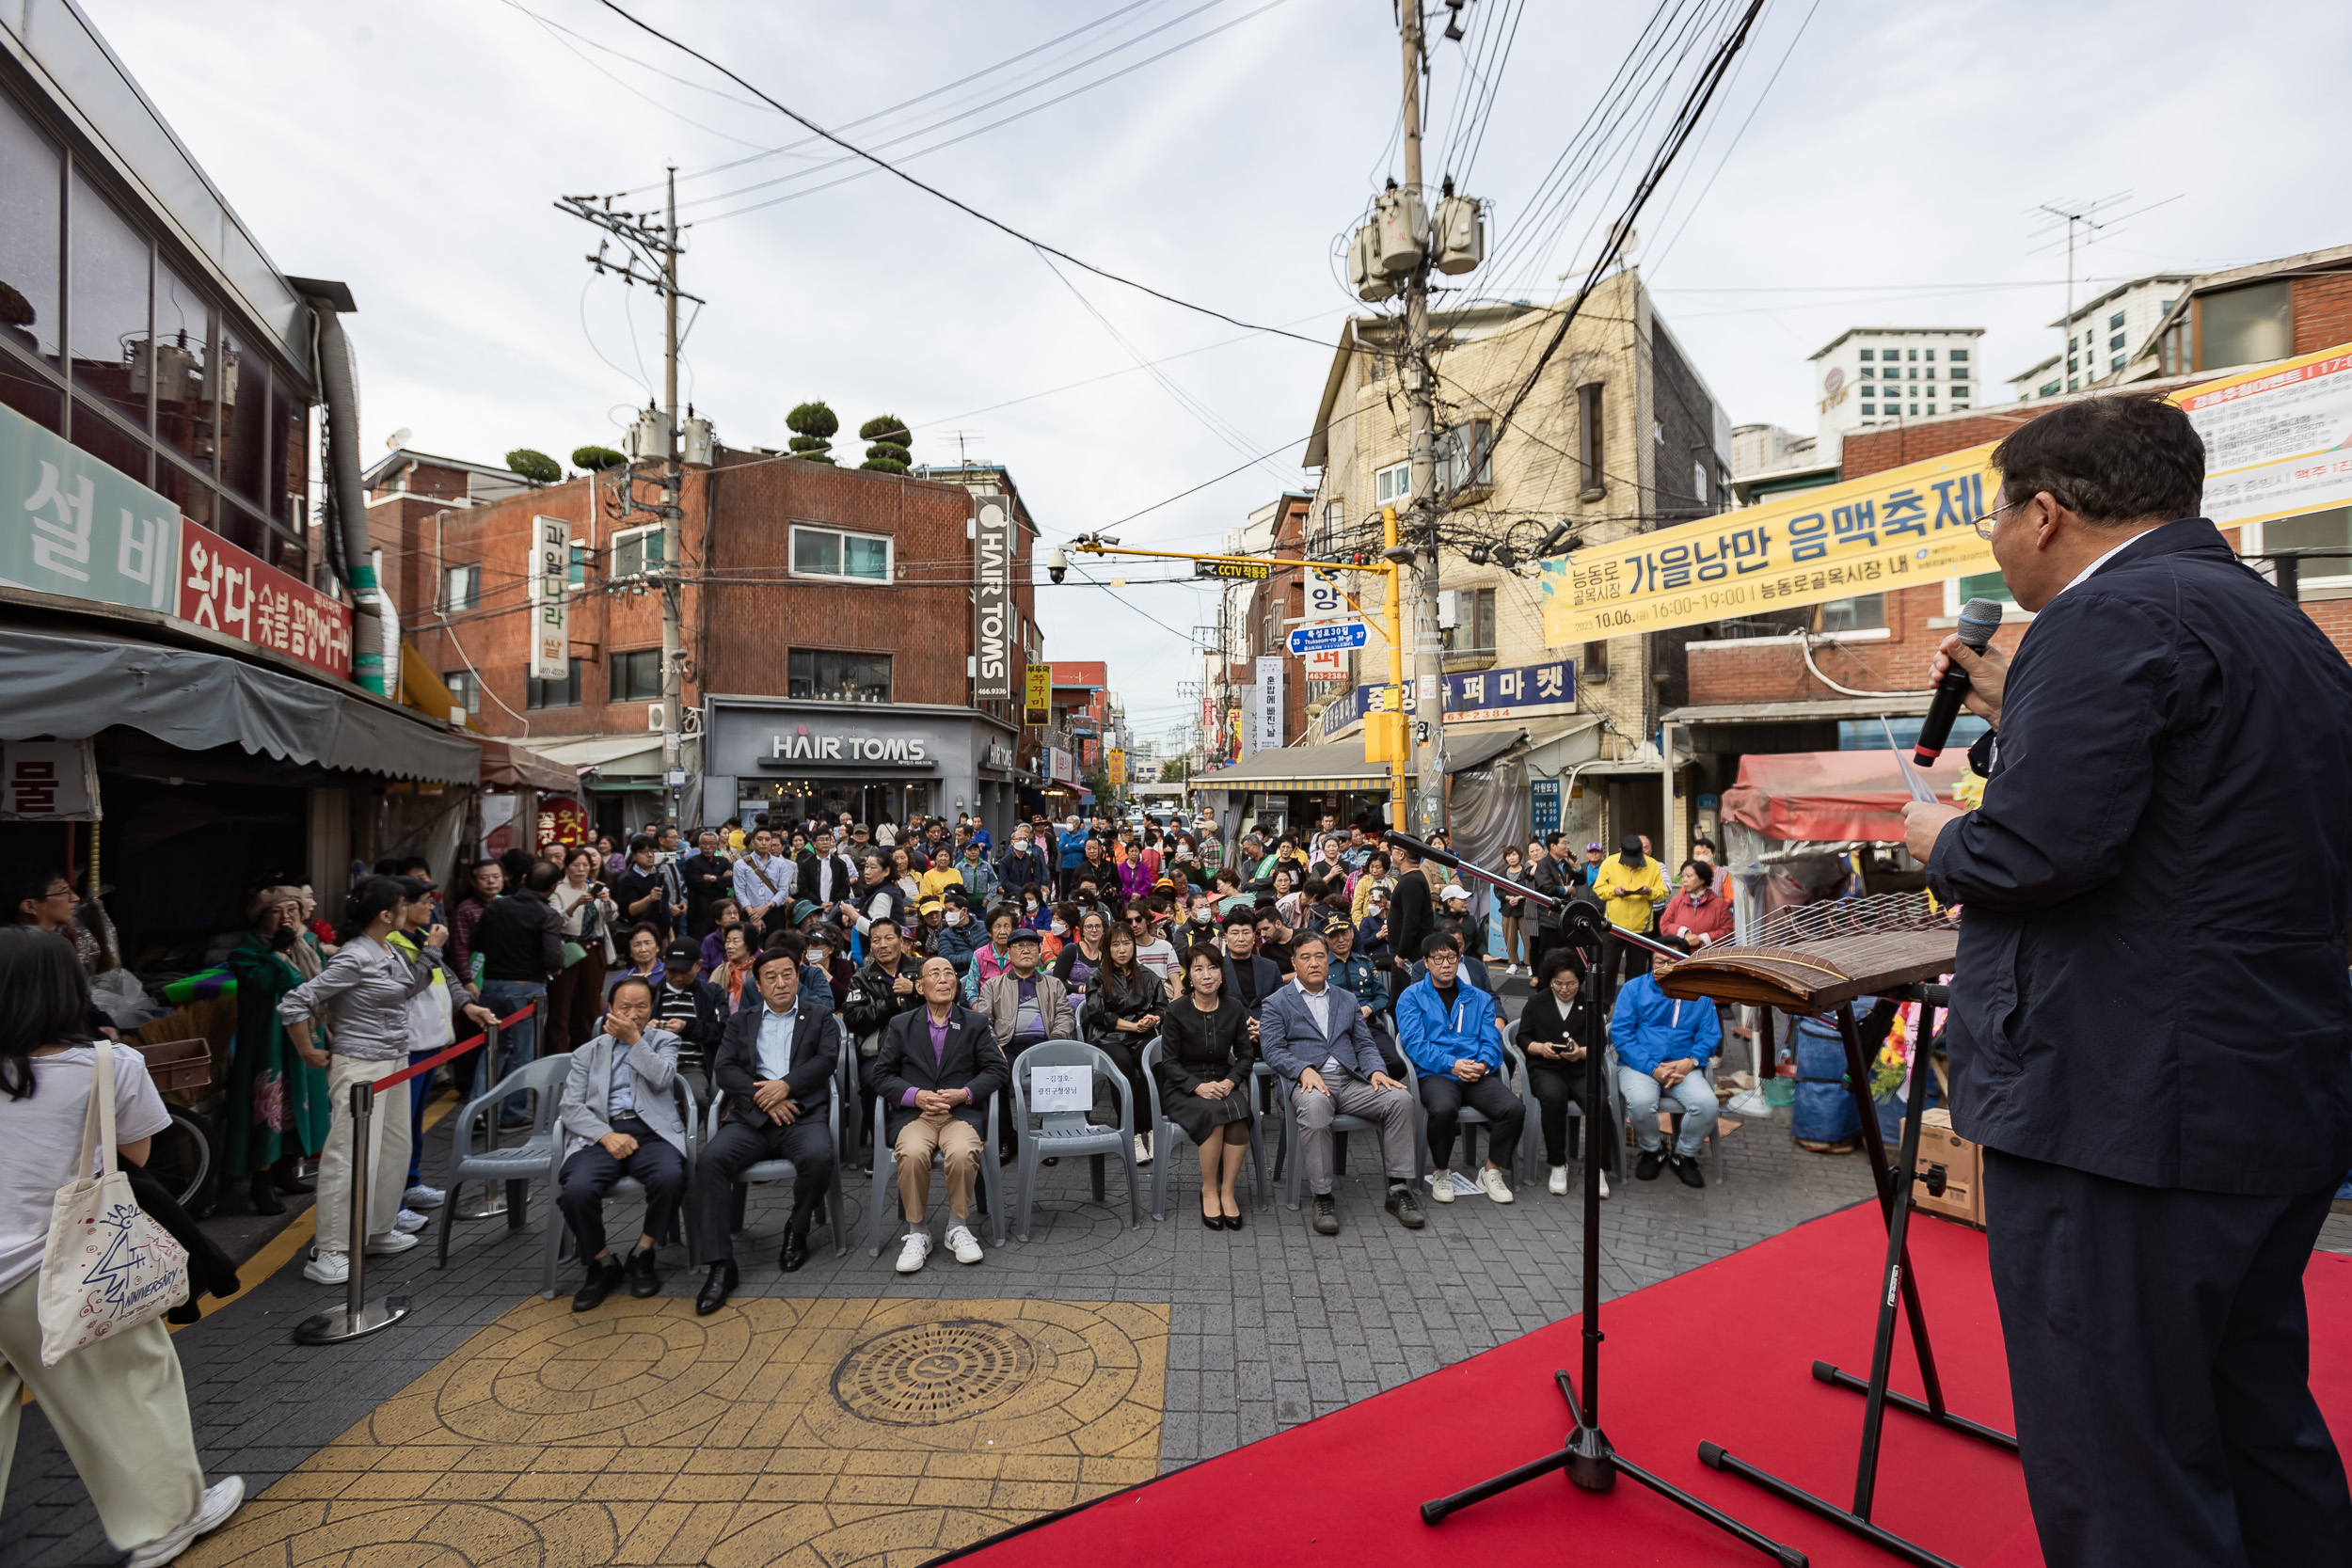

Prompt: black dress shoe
xmin=1672 ymin=1150 xmax=1706 ymax=1188
xmin=625 ymin=1244 xmax=661 ymax=1297
xmin=1635 ymin=1147 xmax=1665 ymax=1180
xmin=779 ymin=1229 xmax=810 ymax=1274
xmin=1200 ymin=1208 xmax=1221 ymax=1230
xmin=571 ymin=1257 xmax=625 ymax=1313
xmin=248 ymin=1175 xmax=286 ymax=1216
xmin=270 ymin=1164 xmax=314 ymax=1195
xmin=1223 ymin=1207 xmax=1245 ymax=1232
xmin=694 ymin=1260 xmax=739 ymax=1316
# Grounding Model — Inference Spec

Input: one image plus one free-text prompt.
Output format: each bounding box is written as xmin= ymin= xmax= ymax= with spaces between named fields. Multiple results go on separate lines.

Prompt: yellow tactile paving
xmin=183 ymin=1295 xmax=1168 ymax=1567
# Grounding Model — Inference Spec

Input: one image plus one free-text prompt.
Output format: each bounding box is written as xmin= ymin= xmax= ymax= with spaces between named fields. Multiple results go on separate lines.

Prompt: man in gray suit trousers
xmin=556 ymin=974 xmax=690 ymax=1312
xmin=1259 ymin=929 xmax=1424 ymax=1238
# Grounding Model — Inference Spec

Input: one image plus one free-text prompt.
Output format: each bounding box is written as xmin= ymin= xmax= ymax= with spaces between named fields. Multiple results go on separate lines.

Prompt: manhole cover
xmin=833 ymin=1319 xmax=1037 ymax=1425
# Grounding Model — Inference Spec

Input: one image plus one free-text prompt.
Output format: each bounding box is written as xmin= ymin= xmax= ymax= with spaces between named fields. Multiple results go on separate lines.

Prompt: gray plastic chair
xmin=1408 ymin=1027 xmax=1535 ymax=1187
xmin=707 ymin=1017 xmax=850 ymax=1259
xmin=435 ymin=1053 xmax=571 ymax=1295
xmin=1606 ymin=1045 xmax=1725 ymax=1185
xmin=1140 ymin=1038 xmax=1265 ymax=1221
xmin=546 ymin=1074 xmax=703 ymax=1298
xmin=868 ymin=1084 xmax=1006 ymax=1255
xmin=1009 ymin=1039 xmax=1141 ymax=1242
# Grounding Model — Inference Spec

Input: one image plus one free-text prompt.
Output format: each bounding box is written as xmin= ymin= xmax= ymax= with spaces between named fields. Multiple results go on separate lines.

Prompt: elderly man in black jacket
xmin=874 ymin=957 xmax=1007 ymax=1275
xmin=1903 ymin=395 xmax=2352 ymax=1568
xmin=691 ymin=945 xmax=838 ymax=1313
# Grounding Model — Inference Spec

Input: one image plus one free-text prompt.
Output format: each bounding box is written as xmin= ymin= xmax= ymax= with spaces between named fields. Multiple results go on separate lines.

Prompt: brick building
xmin=389 ymin=447 xmax=1043 ymax=839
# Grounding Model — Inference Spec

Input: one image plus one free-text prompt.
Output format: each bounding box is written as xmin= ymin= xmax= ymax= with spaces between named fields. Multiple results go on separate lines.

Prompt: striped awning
xmin=1188 ymin=741 xmax=1391 ymax=792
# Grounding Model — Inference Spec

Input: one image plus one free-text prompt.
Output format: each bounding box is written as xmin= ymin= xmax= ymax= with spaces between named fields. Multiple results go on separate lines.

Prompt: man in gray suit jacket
xmin=556 ymin=974 xmax=689 ymax=1312
xmin=1258 ymin=929 xmax=1423 ymax=1238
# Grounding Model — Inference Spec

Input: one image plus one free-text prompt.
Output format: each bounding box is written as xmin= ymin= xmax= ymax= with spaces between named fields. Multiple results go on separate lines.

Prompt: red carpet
xmin=952 ymin=1203 xmax=2352 ymax=1567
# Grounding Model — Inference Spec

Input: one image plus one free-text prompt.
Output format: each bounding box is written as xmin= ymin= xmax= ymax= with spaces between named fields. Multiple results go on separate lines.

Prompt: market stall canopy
xmin=397 ymin=641 xmax=485 ymax=734
xmin=476 ymin=737 xmax=575 ymax=792
xmin=0 ymin=626 xmax=480 ymax=784
xmin=1190 ymin=740 xmax=1388 ymax=793
xmin=528 ymin=732 xmax=664 ymax=788
xmin=1720 ymin=748 xmax=1969 ymax=843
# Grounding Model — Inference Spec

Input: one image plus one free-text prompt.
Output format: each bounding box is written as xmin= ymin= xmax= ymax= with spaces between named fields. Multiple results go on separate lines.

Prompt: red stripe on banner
xmin=375 ymin=1004 xmax=536 ymax=1091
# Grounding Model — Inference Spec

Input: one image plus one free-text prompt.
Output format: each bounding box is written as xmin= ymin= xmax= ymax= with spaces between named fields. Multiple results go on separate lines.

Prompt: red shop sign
xmin=179 ymin=529 xmax=353 ymax=680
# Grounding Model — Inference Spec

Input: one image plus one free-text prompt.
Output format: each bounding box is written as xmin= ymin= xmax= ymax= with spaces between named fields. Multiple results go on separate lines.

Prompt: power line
xmin=595 ymin=0 xmax=1331 ymax=349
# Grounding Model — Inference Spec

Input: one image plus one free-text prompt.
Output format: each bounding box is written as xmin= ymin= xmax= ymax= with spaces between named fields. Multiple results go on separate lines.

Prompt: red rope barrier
xmin=376 ymin=1004 xmax=537 ymax=1091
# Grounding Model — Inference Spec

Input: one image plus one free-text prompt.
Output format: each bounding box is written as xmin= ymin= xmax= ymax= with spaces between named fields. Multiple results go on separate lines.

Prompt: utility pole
xmin=1399 ymin=2 xmax=1446 ymax=837
xmin=557 ymin=175 xmax=706 ymax=828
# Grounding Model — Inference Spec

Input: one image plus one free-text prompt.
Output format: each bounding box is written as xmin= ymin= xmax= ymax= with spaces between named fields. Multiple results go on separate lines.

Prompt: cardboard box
xmin=1905 ymin=1107 xmax=1984 ymax=1229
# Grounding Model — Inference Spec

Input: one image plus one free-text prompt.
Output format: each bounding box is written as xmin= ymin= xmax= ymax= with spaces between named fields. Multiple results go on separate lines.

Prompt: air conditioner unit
xmin=646 ymin=702 xmax=667 ymax=732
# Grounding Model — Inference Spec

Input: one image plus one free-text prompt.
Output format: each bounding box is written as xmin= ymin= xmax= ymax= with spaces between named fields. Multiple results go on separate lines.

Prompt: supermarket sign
xmin=1 ymin=399 xmax=351 ymax=678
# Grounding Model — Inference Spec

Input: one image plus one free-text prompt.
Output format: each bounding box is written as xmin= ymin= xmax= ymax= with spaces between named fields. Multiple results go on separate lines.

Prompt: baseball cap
xmin=661 ymin=938 xmax=699 ymax=966
xmin=1586 ymin=842 xmax=1604 ymax=852
xmin=919 ymin=897 xmax=945 ymax=915
xmin=1440 ymin=883 xmax=1470 ymax=903
xmin=1007 ymin=927 xmax=1043 ymax=947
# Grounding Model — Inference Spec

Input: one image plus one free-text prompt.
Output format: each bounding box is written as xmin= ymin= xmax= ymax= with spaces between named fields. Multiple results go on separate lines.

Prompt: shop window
xmin=2267 ymin=508 xmax=2352 ymax=600
xmin=68 ymin=171 xmax=150 ymax=434
xmin=1374 ymin=460 xmax=1408 ymax=506
xmin=790 ymin=524 xmax=890 ymax=582
xmin=217 ymin=325 xmax=265 ymax=508
xmin=152 ymin=262 xmax=215 ymax=476
xmin=1442 ymin=586 xmax=1497 ymax=655
xmin=68 ymin=395 xmax=149 ymax=488
xmin=527 ymin=657 xmax=582 ymax=709
xmin=1436 ymin=420 xmax=1493 ymax=495
xmin=1582 ymin=639 xmax=1609 ymax=680
xmin=1 ymin=93 xmax=63 ymax=372
xmin=567 ymin=542 xmax=586 ymax=588
xmin=2197 ymin=280 xmax=2291 ymax=370
xmin=789 ymin=649 xmax=891 ymax=703
xmin=1576 ymin=382 xmax=1606 ymax=498
xmin=611 ymin=648 xmax=663 ymax=701
xmin=443 ymin=562 xmax=480 ymax=611
xmin=1818 ymin=594 xmax=1885 ymax=634
xmin=443 ymin=670 xmax=479 ymax=717
xmin=612 ymin=525 xmax=663 ymax=578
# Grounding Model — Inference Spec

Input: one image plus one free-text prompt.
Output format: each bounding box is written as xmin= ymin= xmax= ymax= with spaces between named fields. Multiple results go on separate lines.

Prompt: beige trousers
xmin=895 ymin=1114 xmax=983 ymax=1225
xmin=314 ymin=1054 xmax=411 ymax=1254
xmin=0 ymin=1272 xmax=205 ymax=1550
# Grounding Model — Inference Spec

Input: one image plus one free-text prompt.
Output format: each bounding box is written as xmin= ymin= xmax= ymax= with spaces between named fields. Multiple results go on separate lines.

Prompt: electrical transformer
xmin=1433 ymin=195 xmax=1485 ymax=276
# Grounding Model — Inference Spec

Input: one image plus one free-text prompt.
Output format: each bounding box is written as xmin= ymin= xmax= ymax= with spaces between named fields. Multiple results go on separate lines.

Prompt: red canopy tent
xmin=1720 ymin=749 xmax=1970 ymax=843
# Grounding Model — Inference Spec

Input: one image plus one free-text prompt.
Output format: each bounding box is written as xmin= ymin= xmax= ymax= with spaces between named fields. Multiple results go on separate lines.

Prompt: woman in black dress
xmin=1080 ymin=926 xmax=1165 ymax=1166
xmin=1518 ymin=952 xmax=1608 ymax=1199
xmin=1152 ymin=944 xmax=1257 ymax=1228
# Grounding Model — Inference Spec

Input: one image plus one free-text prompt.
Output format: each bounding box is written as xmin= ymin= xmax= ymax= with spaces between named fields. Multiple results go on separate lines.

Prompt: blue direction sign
xmin=1287 ymin=620 xmax=1368 ymax=655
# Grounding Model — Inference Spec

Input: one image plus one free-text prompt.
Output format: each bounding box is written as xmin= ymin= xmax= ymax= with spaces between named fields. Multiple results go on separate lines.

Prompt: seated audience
xmin=1396 ymin=933 xmax=1520 ymax=1205
xmin=1608 ymin=968 xmax=1720 ymax=1188
xmin=1517 ymin=954 xmax=1606 ymax=1198
xmin=1258 ymin=928 xmax=1422 ymax=1238
xmin=875 ymin=957 xmax=1009 ymax=1274
xmin=1152 ymin=944 xmax=1258 ymax=1228
xmin=555 ymin=975 xmax=689 ymax=1311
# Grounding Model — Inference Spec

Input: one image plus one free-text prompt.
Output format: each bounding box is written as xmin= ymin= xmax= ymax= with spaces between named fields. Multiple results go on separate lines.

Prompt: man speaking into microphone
xmin=1900 ymin=393 xmax=2352 ymax=1567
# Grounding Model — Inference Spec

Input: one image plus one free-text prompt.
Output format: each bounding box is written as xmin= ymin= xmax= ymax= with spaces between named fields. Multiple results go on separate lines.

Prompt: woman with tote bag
xmin=0 ymin=927 xmax=245 ymax=1566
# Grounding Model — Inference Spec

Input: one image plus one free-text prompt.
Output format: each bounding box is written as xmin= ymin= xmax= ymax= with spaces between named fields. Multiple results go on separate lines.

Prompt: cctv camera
xmin=1046 ymin=546 xmax=1068 ymax=585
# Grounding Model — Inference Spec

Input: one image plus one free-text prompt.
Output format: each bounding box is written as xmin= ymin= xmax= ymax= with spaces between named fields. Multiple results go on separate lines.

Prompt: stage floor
xmin=949 ymin=1200 xmax=2352 ymax=1567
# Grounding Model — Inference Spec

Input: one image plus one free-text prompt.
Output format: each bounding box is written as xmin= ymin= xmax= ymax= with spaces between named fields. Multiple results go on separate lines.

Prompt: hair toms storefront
xmin=703 ymin=697 xmax=1022 ymax=839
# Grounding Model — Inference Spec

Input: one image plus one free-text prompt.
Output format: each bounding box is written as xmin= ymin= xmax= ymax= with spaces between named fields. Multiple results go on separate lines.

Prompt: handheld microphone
xmin=1913 ymin=597 xmax=2002 ymax=767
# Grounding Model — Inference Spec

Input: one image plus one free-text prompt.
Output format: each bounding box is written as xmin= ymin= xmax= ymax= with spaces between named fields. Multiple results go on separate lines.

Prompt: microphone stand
xmin=1387 ymin=834 xmax=1807 ymax=1566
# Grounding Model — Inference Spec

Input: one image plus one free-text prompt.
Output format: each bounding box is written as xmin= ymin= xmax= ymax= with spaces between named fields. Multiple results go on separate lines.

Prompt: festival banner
xmin=2177 ymin=346 xmax=2352 ymax=528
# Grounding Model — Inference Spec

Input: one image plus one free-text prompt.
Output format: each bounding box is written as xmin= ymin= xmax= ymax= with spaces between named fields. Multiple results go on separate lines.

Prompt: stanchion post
xmin=453 ymin=1017 xmax=508 ymax=1221
xmin=294 ymin=1075 xmax=412 ymax=1345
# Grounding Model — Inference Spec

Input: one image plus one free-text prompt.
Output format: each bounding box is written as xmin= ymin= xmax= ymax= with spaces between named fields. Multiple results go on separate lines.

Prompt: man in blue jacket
xmin=1902 ymin=395 xmax=2352 ymax=1566
xmin=1396 ymin=933 xmax=1519 ymax=1204
xmin=1607 ymin=969 xmax=1717 ymax=1189
xmin=1056 ymin=817 xmax=1089 ymax=897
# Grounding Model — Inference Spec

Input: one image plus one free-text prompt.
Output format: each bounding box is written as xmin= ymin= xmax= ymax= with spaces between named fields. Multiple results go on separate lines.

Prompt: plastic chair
xmin=1009 ymin=1040 xmax=1142 ymax=1242
xmin=1606 ymin=1045 xmax=1725 ymax=1185
xmin=1506 ymin=1020 xmax=1593 ymax=1192
xmin=1140 ymin=1038 xmax=1265 ymax=1221
xmin=707 ymin=1017 xmax=851 ymax=1259
xmin=1409 ymin=1028 xmax=1534 ymax=1188
xmin=436 ymin=1053 xmax=571 ymax=1296
xmin=869 ymin=1083 xmax=1006 ymax=1255
xmin=1267 ymin=1061 xmax=1424 ymax=1212
xmin=546 ymin=1074 xmax=703 ymax=1298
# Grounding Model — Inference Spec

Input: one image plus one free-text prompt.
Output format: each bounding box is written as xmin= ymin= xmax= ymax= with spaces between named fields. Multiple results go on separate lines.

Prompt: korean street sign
xmin=3 ymin=399 xmax=179 ymax=612
xmin=1287 ymin=619 xmax=1368 ymax=654
xmin=1304 ymin=645 xmax=1348 ymax=679
xmin=1194 ymin=559 xmax=1271 ymax=580
xmin=528 ymin=515 xmax=570 ymax=681
xmin=1305 ymin=568 xmax=1348 ymax=620
xmin=180 ymin=528 xmax=353 ymax=679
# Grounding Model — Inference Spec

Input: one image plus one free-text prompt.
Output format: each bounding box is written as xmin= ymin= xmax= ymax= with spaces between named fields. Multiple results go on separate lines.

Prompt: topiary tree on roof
xmin=786 ymin=401 xmax=838 ymax=463
xmin=506 ymin=448 xmax=562 ymax=486
xmin=859 ymin=413 xmax=912 ymax=474
xmin=571 ymin=445 xmax=628 ymax=472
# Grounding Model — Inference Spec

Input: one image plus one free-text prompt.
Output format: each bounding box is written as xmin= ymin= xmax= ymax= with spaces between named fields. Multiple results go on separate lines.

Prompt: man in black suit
xmin=692 ymin=945 xmax=839 ymax=1313
xmin=873 ymin=957 xmax=1007 ymax=1275
xmin=1902 ymin=395 xmax=2352 ymax=1568
xmin=796 ymin=827 xmax=858 ymax=926
xmin=1384 ymin=839 xmax=1434 ymax=1009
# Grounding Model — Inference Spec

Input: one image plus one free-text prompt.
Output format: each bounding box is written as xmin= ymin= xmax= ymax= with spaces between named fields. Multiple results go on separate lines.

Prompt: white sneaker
xmin=391 ymin=1207 xmax=429 ymax=1235
xmin=302 ymin=1250 xmax=349 ymax=1285
xmin=126 ymin=1476 xmax=245 ymax=1568
xmin=1600 ymin=1168 xmax=1613 ymax=1200
xmin=363 ymin=1229 xmax=419 ymax=1257
xmin=403 ymin=1183 xmax=445 ymax=1210
xmin=1136 ymin=1133 xmax=1152 ymax=1167
xmin=895 ymin=1231 xmax=932 ymax=1275
xmin=1430 ymin=1166 xmax=1455 ymax=1203
xmin=1478 ymin=1166 xmax=1514 ymax=1204
xmin=946 ymin=1224 xmax=984 ymax=1265
xmin=1548 ymin=1164 xmax=1569 ymax=1196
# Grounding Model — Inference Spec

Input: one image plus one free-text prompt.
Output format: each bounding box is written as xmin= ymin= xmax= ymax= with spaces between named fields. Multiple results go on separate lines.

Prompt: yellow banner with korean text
xmin=1541 ymin=446 xmax=1999 ymax=644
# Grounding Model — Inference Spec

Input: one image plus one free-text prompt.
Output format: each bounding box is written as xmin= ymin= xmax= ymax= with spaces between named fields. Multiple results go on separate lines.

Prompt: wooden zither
xmin=1653 ymin=893 xmax=1959 ymax=1011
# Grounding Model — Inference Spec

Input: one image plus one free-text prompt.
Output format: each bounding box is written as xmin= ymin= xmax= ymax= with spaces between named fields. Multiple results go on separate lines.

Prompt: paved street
xmin=8 ymin=1065 xmax=2349 ymax=1566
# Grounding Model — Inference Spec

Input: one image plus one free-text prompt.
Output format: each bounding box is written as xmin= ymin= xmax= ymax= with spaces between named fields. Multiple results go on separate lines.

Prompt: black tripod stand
xmin=1697 ymin=990 xmax=2016 ymax=1568
xmin=1383 ymin=834 xmax=1807 ymax=1566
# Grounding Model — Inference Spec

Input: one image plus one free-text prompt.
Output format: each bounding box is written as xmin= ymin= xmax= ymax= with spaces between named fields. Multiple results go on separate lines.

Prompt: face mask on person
xmin=1051 ymin=919 xmax=1069 ymax=935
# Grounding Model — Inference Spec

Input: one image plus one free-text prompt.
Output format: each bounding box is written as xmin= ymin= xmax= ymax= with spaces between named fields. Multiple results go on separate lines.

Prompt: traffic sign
xmin=1287 ymin=619 xmax=1368 ymax=654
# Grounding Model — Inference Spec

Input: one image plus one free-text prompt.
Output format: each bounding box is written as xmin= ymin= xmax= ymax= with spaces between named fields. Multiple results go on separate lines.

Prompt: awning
xmin=0 ymin=625 xmax=480 ymax=784
xmin=1663 ymin=695 xmax=1934 ymax=725
xmin=397 ymin=641 xmax=485 ymax=734
xmin=476 ymin=737 xmax=576 ymax=793
xmin=530 ymin=733 xmax=665 ymax=779
xmin=1720 ymin=749 xmax=1970 ymax=842
xmin=1440 ymin=717 xmax=1601 ymax=773
xmin=1190 ymin=741 xmax=1391 ymax=792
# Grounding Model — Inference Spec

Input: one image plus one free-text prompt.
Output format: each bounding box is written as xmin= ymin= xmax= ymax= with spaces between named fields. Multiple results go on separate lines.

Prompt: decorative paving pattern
xmin=178 ymin=1295 xmax=1167 ymax=1568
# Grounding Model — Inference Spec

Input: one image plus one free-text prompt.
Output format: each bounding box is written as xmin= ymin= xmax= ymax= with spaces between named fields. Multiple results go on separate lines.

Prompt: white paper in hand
xmin=1029 ymin=1064 xmax=1092 ymax=1115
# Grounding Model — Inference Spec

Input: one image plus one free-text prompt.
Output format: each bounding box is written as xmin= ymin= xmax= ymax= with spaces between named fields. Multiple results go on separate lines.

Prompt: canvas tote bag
xmin=37 ymin=1038 xmax=189 ymax=1365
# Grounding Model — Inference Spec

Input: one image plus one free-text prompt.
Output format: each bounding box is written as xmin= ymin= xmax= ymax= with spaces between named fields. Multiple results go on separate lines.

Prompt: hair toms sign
xmin=973 ymin=498 xmax=1014 ymax=702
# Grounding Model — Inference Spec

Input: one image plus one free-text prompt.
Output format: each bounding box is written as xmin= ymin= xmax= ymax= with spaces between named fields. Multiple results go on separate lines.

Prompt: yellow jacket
xmin=1593 ymin=852 xmax=1668 ymax=934
xmin=918 ymin=865 xmax=966 ymax=903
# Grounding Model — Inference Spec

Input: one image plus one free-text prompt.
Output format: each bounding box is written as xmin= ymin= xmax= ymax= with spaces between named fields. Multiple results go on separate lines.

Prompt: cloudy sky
xmin=83 ymin=0 xmax=2352 ymax=746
